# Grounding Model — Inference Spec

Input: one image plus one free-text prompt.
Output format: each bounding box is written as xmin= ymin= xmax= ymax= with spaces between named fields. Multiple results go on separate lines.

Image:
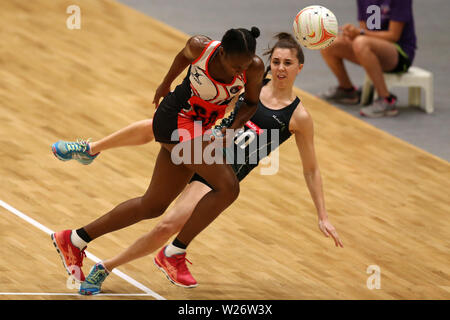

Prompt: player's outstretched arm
xmin=291 ymin=103 xmax=344 ymax=248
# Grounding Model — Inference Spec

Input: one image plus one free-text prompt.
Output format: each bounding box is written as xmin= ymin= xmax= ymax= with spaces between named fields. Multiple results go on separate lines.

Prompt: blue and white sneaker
xmin=79 ymin=262 xmax=110 ymax=295
xmin=52 ymin=139 xmax=99 ymax=165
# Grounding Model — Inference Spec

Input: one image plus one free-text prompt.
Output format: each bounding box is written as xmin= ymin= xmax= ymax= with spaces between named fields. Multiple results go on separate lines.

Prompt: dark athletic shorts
xmin=387 ymin=44 xmax=412 ymax=74
xmin=153 ymin=94 xmax=226 ymax=145
xmin=153 ymin=105 xmax=204 ymax=145
xmin=188 ymin=150 xmax=248 ymax=189
xmin=189 ymin=173 xmax=214 ymax=189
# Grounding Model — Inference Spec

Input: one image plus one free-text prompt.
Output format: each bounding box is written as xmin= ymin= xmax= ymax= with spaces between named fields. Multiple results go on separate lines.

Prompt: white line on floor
xmin=0 ymin=292 xmax=155 ymax=297
xmin=0 ymin=200 xmax=165 ymax=300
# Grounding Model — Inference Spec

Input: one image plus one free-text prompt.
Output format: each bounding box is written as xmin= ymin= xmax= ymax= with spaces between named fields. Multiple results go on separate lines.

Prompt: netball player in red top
xmin=73 ymin=33 xmax=343 ymax=294
xmin=50 ymin=27 xmax=265 ymax=283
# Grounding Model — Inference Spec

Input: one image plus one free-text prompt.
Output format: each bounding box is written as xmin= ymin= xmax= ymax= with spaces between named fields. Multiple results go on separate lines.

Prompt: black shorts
xmin=188 ymin=150 xmax=254 ymax=188
xmin=153 ymin=103 xmax=204 ymax=145
xmin=189 ymin=173 xmax=214 ymax=189
xmin=387 ymin=44 xmax=412 ymax=74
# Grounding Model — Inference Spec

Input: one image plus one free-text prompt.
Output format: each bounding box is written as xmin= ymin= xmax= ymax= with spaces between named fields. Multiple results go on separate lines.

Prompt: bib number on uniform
xmin=186 ymin=96 xmax=226 ymax=128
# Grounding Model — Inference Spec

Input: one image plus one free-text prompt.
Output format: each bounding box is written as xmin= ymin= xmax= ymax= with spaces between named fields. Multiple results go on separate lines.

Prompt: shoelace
xmin=66 ymin=246 xmax=86 ymax=267
xmin=174 ymin=255 xmax=193 ymax=273
xmin=66 ymin=139 xmax=91 ymax=153
xmin=70 ymin=248 xmax=86 ymax=267
xmin=78 ymin=249 xmax=86 ymax=267
xmin=86 ymin=265 xmax=108 ymax=284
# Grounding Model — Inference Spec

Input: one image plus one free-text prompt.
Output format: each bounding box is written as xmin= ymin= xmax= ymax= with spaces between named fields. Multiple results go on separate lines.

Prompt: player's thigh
xmin=322 ymin=35 xmax=360 ymax=64
xmin=164 ymin=137 xmax=239 ymax=194
xmin=141 ymin=145 xmax=194 ymax=211
xmin=354 ymin=36 xmax=398 ymax=71
xmin=161 ymin=181 xmax=212 ymax=231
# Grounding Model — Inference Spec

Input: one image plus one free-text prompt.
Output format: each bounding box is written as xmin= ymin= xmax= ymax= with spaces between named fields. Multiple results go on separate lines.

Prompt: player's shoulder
xmin=188 ymin=35 xmax=213 ymax=46
xmin=246 ymin=55 xmax=265 ymax=80
xmin=186 ymin=35 xmax=213 ymax=59
xmin=249 ymin=55 xmax=265 ymax=71
xmin=290 ymin=100 xmax=313 ymax=133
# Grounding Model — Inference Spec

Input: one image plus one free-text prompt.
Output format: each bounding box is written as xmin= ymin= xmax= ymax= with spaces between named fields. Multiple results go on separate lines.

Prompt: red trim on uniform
xmin=242 ymin=70 xmax=247 ymax=84
xmin=179 ymin=96 xmax=227 ymax=130
xmin=190 ymin=83 xmax=201 ymax=97
xmin=204 ymin=42 xmax=240 ymax=87
xmin=177 ymin=113 xmax=204 ymax=143
xmin=221 ymin=84 xmax=230 ymax=101
xmin=245 ymin=120 xmax=264 ymax=135
xmin=192 ymin=41 xmax=214 ymax=65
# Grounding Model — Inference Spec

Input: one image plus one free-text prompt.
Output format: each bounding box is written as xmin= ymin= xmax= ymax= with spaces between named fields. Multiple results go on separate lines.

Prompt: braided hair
xmin=221 ymin=27 xmax=261 ymax=55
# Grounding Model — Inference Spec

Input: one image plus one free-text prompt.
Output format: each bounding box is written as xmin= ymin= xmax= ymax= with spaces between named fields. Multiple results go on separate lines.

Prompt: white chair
xmin=360 ymin=66 xmax=434 ymax=114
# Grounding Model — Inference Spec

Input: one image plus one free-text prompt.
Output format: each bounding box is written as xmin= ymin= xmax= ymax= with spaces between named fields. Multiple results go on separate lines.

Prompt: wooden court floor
xmin=0 ymin=0 xmax=449 ymax=300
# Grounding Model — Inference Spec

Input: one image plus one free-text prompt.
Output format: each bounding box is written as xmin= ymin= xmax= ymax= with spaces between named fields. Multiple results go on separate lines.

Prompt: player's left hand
xmin=210 ymin=127 xmax=233 ymax=147
xmin=341 ymin=23 xmax=360 ymax=40
xmin=318 ymin=218 xmax=344 ymax=248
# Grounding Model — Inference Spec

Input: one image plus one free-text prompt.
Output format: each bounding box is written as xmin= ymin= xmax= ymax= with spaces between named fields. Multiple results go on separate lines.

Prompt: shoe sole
xmin=51 ymin=233 xmax=84 ymax=282
xmin=79 ymin=288 xmax=100 ymax=296
xmin=51 ymin=233 xmax=71 ymax=277
xmin=334 ymin=98 xmax=360 ymax=105
xmin=153 ymin=257 xmax=198 ymax=288
xmin=360 ymin=110 xmax=399 ymax=118
xmin=321 ymin=97 xmax=360 ymax=105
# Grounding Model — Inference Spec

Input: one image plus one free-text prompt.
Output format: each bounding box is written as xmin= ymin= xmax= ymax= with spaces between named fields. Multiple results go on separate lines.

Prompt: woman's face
xmin=270 ymin=48 xmax=303 ymax=88
xmin=220 ymin=49 xmax=254 ymax=79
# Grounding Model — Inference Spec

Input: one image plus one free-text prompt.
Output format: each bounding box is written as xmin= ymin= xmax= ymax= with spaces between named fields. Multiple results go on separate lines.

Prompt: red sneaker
xmin=154 ymin=246 xmax=198 ymax=288
xmin=51 ymin=230 xmax=86 ymax=282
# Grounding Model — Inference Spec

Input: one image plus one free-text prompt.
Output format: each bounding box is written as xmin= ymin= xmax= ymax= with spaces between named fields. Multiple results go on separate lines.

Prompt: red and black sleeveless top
xmin=160 ymin=41 xmax=247 ymax=130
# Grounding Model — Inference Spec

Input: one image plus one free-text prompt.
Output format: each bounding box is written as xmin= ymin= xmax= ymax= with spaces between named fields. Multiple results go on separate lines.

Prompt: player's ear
xmin=298 ymin=64 xmax=304 ymax=73
xmin=218 ymin=46 xmax=225 ymax=57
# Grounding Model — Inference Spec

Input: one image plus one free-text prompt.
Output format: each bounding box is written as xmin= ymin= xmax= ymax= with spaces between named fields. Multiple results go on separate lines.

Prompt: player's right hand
xmin=318 ymin=218 xmax=344 ymax=248
xmin=153 ymin=83 xmax=171 ymax=108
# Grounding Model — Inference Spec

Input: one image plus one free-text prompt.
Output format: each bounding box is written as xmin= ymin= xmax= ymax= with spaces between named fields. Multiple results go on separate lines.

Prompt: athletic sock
xmin=70 ymin=230 xmax=89 ymax=250
xmin=383 ymin=94 xmax=396 ymax=104
xmin=164 ymin=238 xmax=187 ymax=257
xmin=387 ymin=94 xmax=396 ymax=103
xmin=70 ymin=228 xmax=91 ymax=250
xmin=87 ymin=144 xmax=99 ymax=156
xmin=76 ymin=227 xmax=92 ymax=242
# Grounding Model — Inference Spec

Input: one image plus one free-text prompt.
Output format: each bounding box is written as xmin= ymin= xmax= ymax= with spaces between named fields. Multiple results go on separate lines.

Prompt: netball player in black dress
xmin=72 ymin=33 xmax=343 ymax=294
xmin=51 ymin=27 xmax=265 ymax=288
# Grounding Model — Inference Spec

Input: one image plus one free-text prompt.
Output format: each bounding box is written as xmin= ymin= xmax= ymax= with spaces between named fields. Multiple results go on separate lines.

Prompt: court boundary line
xmin=0 ymin=292 xmax=155 ymax=297
xmin=0 ymin=200 xmax=166 ymax=300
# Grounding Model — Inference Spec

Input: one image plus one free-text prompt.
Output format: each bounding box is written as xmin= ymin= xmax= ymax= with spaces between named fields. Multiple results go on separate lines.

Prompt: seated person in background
xmin=319 ymin=0 xmax=417 ymax=118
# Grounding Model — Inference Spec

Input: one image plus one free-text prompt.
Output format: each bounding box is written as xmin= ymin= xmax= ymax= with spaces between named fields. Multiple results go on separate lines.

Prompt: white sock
xmin=164 ymin=243 xmax=186 ymax=257
xmin=70 ymin=230 xmax=88 ymax=250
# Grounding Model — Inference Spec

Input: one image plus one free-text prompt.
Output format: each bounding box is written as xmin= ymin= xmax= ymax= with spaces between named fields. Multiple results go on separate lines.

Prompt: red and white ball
xmin=293 ymin=5 xmax=338 ymax=50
